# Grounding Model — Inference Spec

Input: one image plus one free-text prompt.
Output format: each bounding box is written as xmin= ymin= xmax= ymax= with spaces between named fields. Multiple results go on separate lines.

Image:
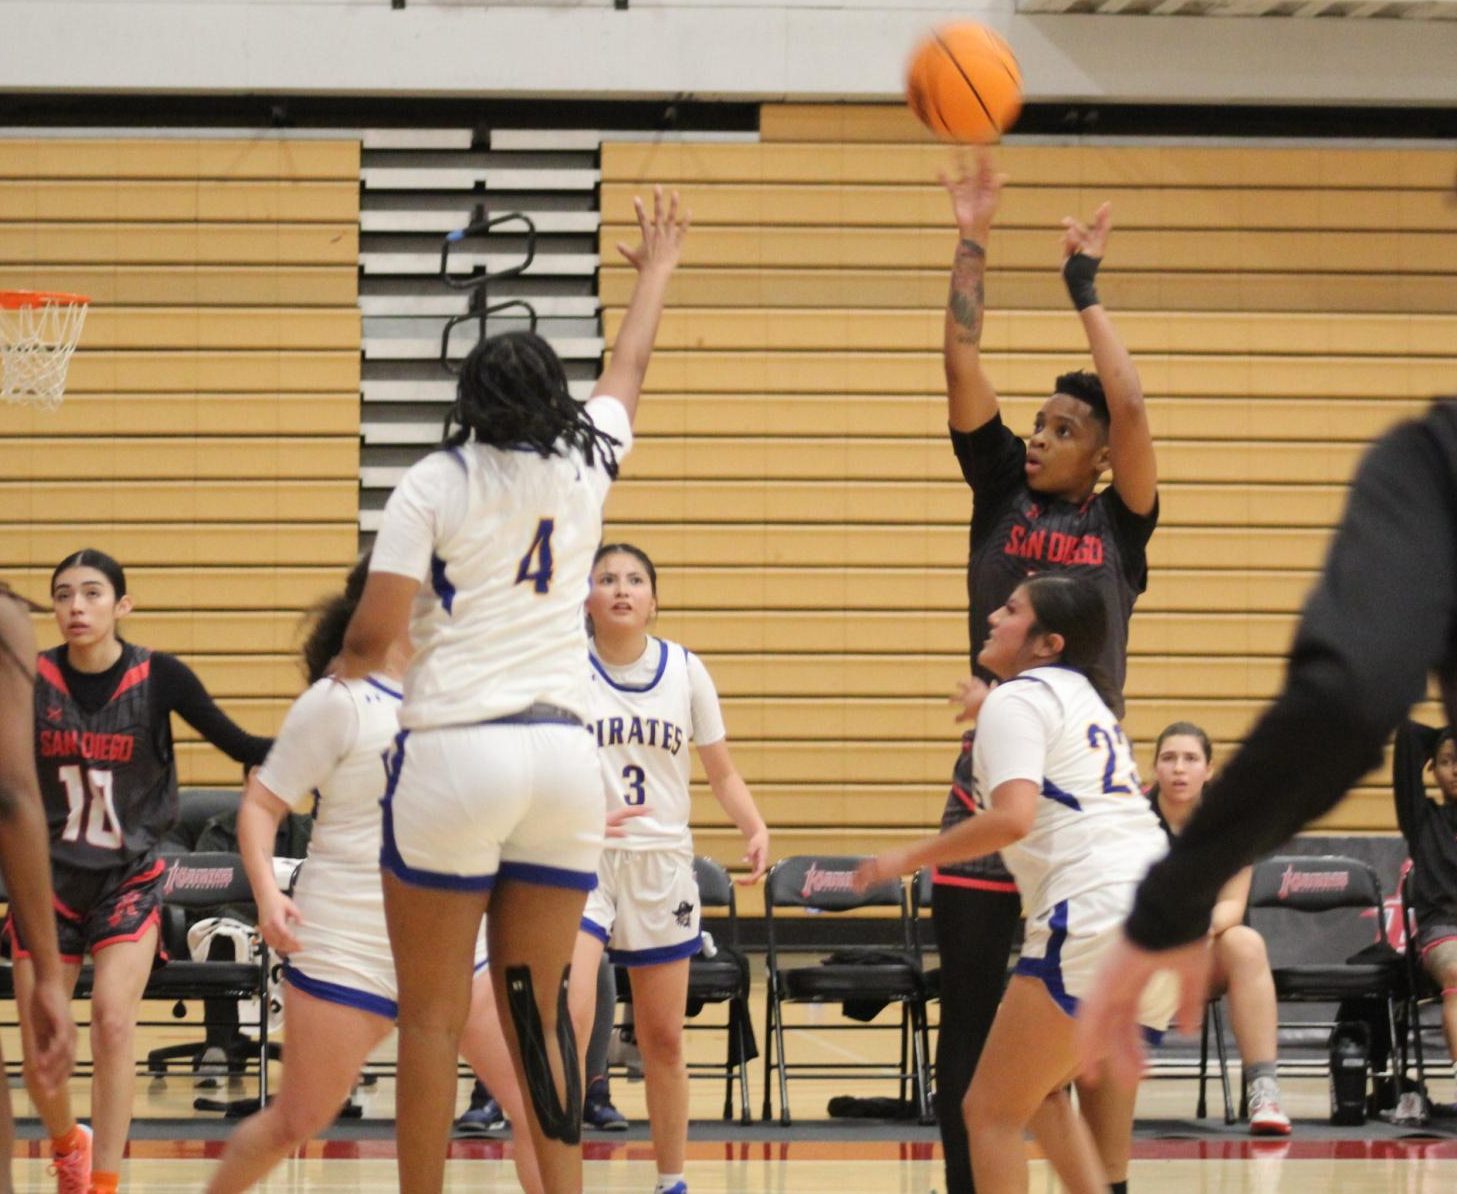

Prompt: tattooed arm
xmin=941 ymin=152 xmax=1005 ymax=433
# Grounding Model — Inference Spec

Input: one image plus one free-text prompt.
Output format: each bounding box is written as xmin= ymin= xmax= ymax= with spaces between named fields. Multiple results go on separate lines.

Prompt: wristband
xmin=1063 ymin=252 xmax=1101 ymax=311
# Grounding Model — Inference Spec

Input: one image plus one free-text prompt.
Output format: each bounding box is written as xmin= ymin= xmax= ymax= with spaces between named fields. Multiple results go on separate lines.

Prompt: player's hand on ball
xmin=617 ymin=185 xmax=690 ymax=276
xmin=940 ymin=149 xmax=1007 ymax=238
xmin=951 ymin=676 xmax=993 ymax=723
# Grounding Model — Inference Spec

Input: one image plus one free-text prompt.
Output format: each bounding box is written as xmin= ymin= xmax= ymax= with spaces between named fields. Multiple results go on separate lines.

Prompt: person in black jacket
xmin=1078 ymin=400 xmax=1457 ymax=1091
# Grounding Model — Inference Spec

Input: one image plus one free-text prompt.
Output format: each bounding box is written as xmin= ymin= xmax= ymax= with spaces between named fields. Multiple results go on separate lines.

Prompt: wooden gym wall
xmin=600 ymin=103 xmax=1457 ymax=876
xmin=0 ymin=138 xmax=361 ymax=784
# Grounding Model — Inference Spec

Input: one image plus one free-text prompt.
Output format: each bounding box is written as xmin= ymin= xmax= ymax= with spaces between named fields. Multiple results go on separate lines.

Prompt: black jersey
xmin=35 ymin=643 xmax=176 ymax=870
xmin=954 ymin=414 xmax=1157 ymax=717
xmin=935 ymin=414 xmax=1157 ymax=888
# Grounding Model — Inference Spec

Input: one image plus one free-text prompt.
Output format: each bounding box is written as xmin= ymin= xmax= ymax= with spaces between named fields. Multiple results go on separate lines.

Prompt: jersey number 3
xmin=58 ymin=764 xmax=124 ymax=849
xmin=516 ymin=519 xmax=555 ymax=595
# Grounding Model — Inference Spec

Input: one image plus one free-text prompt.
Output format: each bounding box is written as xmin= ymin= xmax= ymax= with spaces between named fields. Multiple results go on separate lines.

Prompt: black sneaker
xmin=583 ymin=1077 xmax=629 ymax=1131
xmin=452 ymin=1096 xmax=507 ymax=1136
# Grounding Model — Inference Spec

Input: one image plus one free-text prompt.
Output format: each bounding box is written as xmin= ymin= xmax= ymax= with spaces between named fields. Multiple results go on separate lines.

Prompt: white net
xmin=0 ymin=292 xmax=89 ymax=411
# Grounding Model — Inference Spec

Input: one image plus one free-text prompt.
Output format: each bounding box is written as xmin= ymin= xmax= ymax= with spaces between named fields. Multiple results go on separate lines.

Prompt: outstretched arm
xmin=942 ymin=152 xmax=1005 ymax=434
xmin=594 ymin=185 xmax=690 ymax=425
xmin=697 ymin=740 xmax=769 ymax=883
xmin=1061 ymin=205 xmax=1157 ymax=516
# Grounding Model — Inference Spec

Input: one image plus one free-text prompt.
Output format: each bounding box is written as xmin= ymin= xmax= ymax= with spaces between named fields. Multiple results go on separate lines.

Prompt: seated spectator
xmin=1393 ymin=721 xmax=1457 ymax=1109
xmin=1148 ymin=721 xmax=1291 ymax=1136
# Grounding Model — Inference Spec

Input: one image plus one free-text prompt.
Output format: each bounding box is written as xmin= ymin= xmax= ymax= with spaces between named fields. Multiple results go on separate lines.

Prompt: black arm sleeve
xmin=1393 ymin=720 xmax=1440 ymax=846
xmin=1125 ymin=409 xmax=1457 ymax=950
xmin=150 ymin=653 xmax=273 ymax=768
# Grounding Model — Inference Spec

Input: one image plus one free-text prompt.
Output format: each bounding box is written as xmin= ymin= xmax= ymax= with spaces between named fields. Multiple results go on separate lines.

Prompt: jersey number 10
xmin=58 ymin=764 xmax=125 ymax=849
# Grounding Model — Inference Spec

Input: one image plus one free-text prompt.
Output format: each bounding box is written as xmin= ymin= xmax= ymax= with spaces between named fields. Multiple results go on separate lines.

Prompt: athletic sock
xmin=51 ymin=1124 xmax=86 ymax=1154
xmin=655 ymin=1174 xmax=686 ymax=1193
xmin=90 ymin=1172 xmax=120 ymax=1194
xmin=1245 ymin=1060 xmax=1278 ymax=1092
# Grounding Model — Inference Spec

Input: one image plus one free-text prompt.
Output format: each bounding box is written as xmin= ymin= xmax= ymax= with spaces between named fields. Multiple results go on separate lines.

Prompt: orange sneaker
xmin=48 ymin=1123 xmax=92 ymax=1194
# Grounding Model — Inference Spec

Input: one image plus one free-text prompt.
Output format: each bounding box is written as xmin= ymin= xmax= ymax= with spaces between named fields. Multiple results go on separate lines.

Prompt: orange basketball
xmin=905 ymin=23 xmax=1023 ymax=144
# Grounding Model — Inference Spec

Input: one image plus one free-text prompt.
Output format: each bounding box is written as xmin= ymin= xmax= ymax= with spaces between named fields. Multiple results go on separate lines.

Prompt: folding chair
xmin=1396 ymin=870 xmax=1438 ymax=1110
xmin=687 ymin=855 xmax=755 ymax=1124
xmin=761 ymin=855 xmax=930 ymax=1126
xmin=1246 ymin=854 xmax=1404 ymax=1103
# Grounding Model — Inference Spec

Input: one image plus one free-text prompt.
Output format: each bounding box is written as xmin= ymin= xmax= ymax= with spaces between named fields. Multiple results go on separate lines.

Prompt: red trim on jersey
xmin=950 ymin=783 xmax=977 ymax=812
xmin=931 ymin=870 xmax=1018 ymax=893
xmin=1420 ymin=933 xmax=1457 ymax=959
xmin=4 ymin=919 xmax=83 ymax=966
xmin=35 ymin=653 xmax=69 ymax=697
xmin=121 ymin=857 xmax=166 ymax=889
xmin=52 ymin=893 xmax=82 ymax=921
xmin=110 ymin=657 xmax=151 ymax=702
xmin=90 ymin=908 xmax=161 ymax=954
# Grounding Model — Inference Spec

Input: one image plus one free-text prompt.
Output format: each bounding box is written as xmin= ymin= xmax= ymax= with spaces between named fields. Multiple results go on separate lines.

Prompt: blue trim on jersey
xmin=1013 ymin=899 xmax=1075 ymax=1016
xmin=589 ymin=639 xmax=669 ymax=693
xmin=1040 ymin=777 xmax=1083 ymax=811
xmin=283 ymin=962 xmax=397 ymax=1021
xmin=365 ymin=676 xmax=403 ymax=701
xmin=430 ymin=554 xmax=456 ymax=615
xmin=378 ymin=729 xmax=498 ymax=893
xmin=446 ymin=446 xmax=467 ymax=471
xmin=497 ymin=860 xmax=598 ymax=893
xmin=579 ymin=918 xmax=610 ymax=945
xmin=608 ymin=935 xmax=702 ymax=969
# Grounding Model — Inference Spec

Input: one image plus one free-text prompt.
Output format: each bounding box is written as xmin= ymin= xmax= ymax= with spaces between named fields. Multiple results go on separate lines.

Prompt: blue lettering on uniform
xmin=608 ymin=717 xmax=625 ymax=746
xmin=627 ymin=718 xmax=644 ymax=745
xmin=645 ymin=719 xmax=660 ymax=747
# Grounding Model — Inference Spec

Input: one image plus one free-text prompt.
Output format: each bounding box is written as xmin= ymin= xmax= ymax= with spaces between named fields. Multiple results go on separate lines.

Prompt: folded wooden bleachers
xmin=600 ymin=105 xmax=1457 ymax=882
xmin=0 ymin=137 xmax=362 ymax=781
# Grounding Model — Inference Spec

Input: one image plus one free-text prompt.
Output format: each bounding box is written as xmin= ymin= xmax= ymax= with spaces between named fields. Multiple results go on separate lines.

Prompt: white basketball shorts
xmin=1014 ymin=882 xmax=1178 ymax=1037
xmin=381 ymin=719 xmax=605 ymax=893
xmin=581 ymin=846 xmax=702 ymax=967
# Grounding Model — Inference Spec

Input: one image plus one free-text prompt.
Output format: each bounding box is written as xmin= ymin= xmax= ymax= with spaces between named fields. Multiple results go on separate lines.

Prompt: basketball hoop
xmin=0 ymin=290 xmax=90 ymax=411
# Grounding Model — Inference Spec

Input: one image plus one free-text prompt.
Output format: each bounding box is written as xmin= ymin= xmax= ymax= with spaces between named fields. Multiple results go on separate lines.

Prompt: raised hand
xmin=951 ymin=676 xmax=993 ymax=724
xmin=616 ymin=185 xmax=690 ymax=275
xmin=940 ymin=149 xmax=1008 ymax=239
xmin=1061 ymin=201 xmax=1112 ymax=262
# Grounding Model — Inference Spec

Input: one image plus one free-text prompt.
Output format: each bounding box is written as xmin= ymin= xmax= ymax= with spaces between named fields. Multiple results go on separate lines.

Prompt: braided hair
xmin=443 ymin=331 xmax=621 ymax=477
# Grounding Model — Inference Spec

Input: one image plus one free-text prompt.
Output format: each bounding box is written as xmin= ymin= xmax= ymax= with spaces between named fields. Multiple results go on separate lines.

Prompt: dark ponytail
xmin=443 ymin=331 xmax=621 ymax=477
xmin=1021 ymin=574 xmax=1118 ymax=710
xmin=301 ymin=554 xmax=371 ymax=685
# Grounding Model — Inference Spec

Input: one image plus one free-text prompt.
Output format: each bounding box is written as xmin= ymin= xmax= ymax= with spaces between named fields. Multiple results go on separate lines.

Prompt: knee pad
xmin=504 ymin=965 xmax=582 ymax=1145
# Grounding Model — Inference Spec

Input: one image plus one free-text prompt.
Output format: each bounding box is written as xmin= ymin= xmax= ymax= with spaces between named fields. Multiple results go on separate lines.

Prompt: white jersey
xmin=971 ymin=666 xmax=1167 ymax=918
xmin=257 ymin=674 xmax=402 ymax=887
xmin=370 ymin=396 xmax=632 ymax=729
xmin=586 ymin=636 xmax=726 ymax=851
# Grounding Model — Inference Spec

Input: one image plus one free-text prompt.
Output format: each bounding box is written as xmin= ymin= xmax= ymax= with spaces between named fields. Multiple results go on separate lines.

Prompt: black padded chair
xmin=0 ymin=851 xmax=271 ymax=1112
xmin=760 ymin=855 xmax=930 ymax=1126
xmin=1247 ymin=854 xmax=1405 ymax=1103
xmin=687 ymin=855 xmax=755 ymax=1123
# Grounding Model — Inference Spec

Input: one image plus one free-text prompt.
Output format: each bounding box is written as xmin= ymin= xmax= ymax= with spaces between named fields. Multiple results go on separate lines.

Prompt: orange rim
xmin=0 ymin=289 xmax=90 ymax=309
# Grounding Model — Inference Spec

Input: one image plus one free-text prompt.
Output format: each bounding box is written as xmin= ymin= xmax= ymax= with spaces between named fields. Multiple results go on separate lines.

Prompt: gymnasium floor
xmin=6 ymin=985 xmax=1455 ymax=1192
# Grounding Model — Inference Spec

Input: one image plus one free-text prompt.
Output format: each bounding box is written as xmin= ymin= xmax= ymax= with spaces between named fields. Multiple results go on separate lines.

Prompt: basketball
xmin=905 ymin=23 xmax=1023 ymax=144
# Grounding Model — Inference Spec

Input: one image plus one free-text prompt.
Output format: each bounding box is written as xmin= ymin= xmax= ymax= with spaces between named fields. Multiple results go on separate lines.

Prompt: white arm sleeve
xmin=976 ymin=682 xmax=1060 ymax=793
xmin=370 ymin=451 xmax=469 ymax=582
xmin=685 ymin=649 xmax=727 ymax=747
xmin=256 ymin=680 xmax=360 ymax=813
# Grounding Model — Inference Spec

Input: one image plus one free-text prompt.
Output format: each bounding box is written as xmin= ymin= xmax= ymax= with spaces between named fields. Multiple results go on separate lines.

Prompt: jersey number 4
xmin=58 ymin=764 xmax=124 ymax=849
xmin=516 ymin=519 xmax=555 ymax=595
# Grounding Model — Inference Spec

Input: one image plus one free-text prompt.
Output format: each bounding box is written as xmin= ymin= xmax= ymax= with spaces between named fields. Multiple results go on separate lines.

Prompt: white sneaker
xmin=1247 ymin=1076 xmax=1292 ymax=1136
